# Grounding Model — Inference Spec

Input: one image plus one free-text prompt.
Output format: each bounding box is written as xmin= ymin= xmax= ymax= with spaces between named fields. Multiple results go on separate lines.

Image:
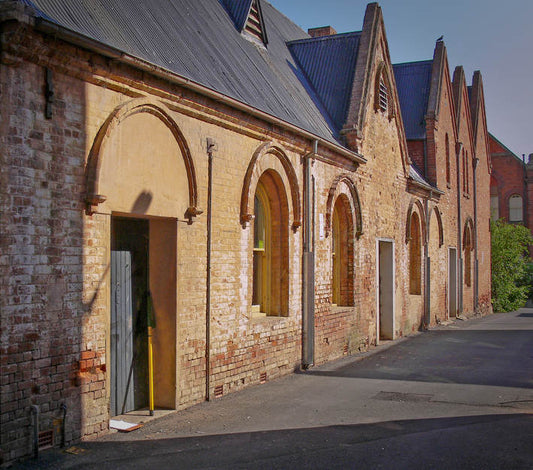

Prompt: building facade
xmin=0 ymin=0 xmax=492 ymax=462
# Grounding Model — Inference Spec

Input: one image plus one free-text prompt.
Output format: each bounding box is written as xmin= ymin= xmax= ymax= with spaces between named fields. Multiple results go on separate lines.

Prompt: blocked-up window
xmin=409 ymin=212 xmax=422 ymax=295
xmin=509 ymin=194 xmax=523 ymax=222
xmin=331 ymin=195 xmax=354 ymax=306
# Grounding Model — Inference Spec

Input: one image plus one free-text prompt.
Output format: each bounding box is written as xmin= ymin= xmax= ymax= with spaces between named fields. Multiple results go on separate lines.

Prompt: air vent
xmin=260 ymin=372 xmax=267 ymax=384
xmin=214 ymin=384 xmax=224 ymax=398
xmin=343 ymin=344 xmax=349 ymax=355
xmin=38 ymin=429 xmax=54 ymax=450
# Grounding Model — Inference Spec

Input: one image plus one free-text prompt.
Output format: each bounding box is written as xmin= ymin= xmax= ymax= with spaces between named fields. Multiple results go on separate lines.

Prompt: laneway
xmin=16 ymin=309 xmax=533 ymax=469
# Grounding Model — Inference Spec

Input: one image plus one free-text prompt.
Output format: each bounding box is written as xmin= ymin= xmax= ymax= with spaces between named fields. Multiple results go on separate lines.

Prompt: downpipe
xmin=30 ymin=405 xmax=39 ymax=459
xmin=60 ymin=403 xmax=67 ymax=448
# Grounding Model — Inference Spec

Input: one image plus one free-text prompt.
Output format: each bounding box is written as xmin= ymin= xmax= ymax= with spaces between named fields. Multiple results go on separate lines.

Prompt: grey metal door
xmin=111 ymin=250 xmax=135 ymax=416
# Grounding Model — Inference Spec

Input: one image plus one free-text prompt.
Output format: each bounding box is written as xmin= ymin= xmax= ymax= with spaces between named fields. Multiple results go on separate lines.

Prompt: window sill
xmin=250 ymin=312 xmax=287 ymax=321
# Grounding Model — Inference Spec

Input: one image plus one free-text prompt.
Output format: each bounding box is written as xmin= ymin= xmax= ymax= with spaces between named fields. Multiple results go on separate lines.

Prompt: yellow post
xmin=148 ymin=325 xmax=154 ymax=416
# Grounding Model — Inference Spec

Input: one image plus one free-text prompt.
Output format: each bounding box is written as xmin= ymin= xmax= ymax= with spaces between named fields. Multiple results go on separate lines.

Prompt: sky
xmin=268 ymin=0 xmax=533 ymax=159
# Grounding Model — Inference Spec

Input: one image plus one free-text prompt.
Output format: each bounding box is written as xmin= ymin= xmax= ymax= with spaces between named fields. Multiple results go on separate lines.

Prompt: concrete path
xmin=12 ymin=309 xmax=533 ymax=469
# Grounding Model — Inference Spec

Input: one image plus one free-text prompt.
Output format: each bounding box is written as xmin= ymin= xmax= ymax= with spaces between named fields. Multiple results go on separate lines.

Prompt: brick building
xmin=489 ymin=134 xmax=533 ymax=237
xmin=0 ymin=0 xmax=492 ymax=462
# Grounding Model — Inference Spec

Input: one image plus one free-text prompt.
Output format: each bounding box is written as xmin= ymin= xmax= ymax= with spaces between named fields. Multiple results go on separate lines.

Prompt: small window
xmin=509 ymin=194 xmax=523 ymax=222
xmin=490 ymin=185 xmax=499 ymax=221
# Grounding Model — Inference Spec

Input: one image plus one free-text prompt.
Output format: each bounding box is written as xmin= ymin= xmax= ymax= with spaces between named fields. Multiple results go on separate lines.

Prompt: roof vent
xmin=308 ymin=26 xmax=338 ymax=38
xmin=243 ymin=0 xmax=268 ymax=45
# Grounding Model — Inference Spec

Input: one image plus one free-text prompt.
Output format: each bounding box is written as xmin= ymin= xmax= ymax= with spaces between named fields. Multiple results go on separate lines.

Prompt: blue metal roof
xmin=20 ymin=0 xmax=342 ymax=143
xmin=288 ymin=32 xmax=361 ymax=130
xmin=393 ymin=60 xmax=433 ymax=140
xmin=220 ymin=0 xmax=252 ymax=32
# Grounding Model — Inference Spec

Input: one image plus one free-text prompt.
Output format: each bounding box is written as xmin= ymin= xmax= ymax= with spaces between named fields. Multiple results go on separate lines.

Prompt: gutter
xmin=34 ymin=18 xmax=366 ymax=166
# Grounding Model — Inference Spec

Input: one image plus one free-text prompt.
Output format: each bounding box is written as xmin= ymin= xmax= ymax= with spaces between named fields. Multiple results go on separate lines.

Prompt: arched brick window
xmin=374 ymin=62 xmax=394 ymax=119
xmin=252 ymin=171 xmax=289 ymax=317
xmin=509 ymin=194 xmax=523 ymax=222
xmin=331 ymin=194 xmax=354 ymax=306
xmin=409 ymin=212 xmax=422 ymax=295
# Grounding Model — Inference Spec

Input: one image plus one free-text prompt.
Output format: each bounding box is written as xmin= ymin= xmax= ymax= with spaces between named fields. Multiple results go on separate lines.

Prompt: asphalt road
xmin=13 ymin=309 xmax=533 ymax=469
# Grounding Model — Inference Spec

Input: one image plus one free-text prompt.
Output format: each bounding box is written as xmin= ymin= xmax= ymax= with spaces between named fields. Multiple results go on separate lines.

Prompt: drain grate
xmin=38 ymin=430 xmax=54 ymax=450
xmin=373 ymin=391 xmax=433 ymax=403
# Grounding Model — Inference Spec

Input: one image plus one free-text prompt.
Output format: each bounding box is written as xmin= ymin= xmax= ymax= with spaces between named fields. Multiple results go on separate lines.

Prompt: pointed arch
xmin=325 ymin=174 xmax=363 ymax=238
xmin=85 ymin=97 xmax=199 ymax=221
xmin=240 ymin=142 xmax=300 ymax=231
xmin=462 ymin=216 xmax=475 ymax=249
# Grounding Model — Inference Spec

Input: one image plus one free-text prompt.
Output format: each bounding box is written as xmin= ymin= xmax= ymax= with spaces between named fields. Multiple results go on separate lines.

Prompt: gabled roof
xmin=288 ymin=32 xmax=361 ymax=130
xmin=393 ymin=60 xmax=433 ymax=140
xmin=19 ymin=0 xmax=344 ymax=144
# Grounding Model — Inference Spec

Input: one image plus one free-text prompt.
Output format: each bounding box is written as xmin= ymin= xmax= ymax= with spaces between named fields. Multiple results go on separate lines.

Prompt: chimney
xmin=308 ymin=26 xmax=337 ymax=38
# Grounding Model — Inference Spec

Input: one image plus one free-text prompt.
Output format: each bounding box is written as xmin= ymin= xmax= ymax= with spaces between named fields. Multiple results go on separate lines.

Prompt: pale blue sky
xmin=268 ymin=0 xmax=533 ymax=158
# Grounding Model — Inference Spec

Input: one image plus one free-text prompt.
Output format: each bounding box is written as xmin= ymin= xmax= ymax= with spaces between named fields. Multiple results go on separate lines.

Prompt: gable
xmin=393 ymin=60 xmax=433 ymax=140
xmin=288 ymin=32 xmax=361 ymax=130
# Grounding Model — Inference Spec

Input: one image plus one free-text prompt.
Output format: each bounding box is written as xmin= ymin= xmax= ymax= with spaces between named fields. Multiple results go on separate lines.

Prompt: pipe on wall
xmin=473 ymin=156 xmax=479 ymax=311
xmin=302 ymin=140 xmax=317 ymax=369
xmin=456 ymin=142 xmax=464 ymax=314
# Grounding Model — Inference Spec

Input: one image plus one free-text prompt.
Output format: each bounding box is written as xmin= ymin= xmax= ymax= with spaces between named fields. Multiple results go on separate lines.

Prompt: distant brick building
xmin=489 ymin=134 xmax=533 ymax=235
xmin=0 ymin=0 xmax=492 ymax=463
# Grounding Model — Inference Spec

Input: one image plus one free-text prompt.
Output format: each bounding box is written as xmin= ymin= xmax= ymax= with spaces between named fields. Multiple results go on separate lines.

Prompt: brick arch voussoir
xmin=84 ymin=97 xmax=199 ymax=222
xmin=240 ymin=141 xmax=301 ymax=231
xmin=325 ymin=174 xmax=363 ymax=238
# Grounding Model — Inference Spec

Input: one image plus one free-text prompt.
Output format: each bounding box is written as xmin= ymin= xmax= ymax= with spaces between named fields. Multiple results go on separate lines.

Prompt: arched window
xmin=464 ymin=226 xmax=472 ymax=287
xmin=462 ymin=149 xmax=466 ymax=193
xmin=509 ymin=194 xmax=523 ymax=222
xmin=331 ymin=195 xmax=354 ymax=306
xmin=252 ymin=172 xmax=289 ymax=316
xmin=445 ymin=133 xmax=451 ymax=185
xmin=409 ymin=212 xmax=422 ymax=295
xmin=252 ymin=182 xmax=269 ymax=314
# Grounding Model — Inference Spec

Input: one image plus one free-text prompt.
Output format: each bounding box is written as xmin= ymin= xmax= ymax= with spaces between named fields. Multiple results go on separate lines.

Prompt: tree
xmin=491 ymin=220 xmax=533 ymax=312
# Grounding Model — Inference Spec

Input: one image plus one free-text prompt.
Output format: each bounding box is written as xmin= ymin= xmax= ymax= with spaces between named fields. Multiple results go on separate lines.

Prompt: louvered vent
xmin=260 ymin=372 xmax=267 ymax=384
xmin=38 ymin=429 xmax=54 ymax=450
xmin=214 ymin=384 xmax=224 ymax=398
xmin=244 ymin=1 xmax=267 ymax=45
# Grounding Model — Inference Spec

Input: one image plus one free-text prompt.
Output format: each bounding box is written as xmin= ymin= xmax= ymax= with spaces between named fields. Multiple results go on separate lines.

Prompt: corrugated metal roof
xmin=393 ymin=60 xmax=433 ymax=140
xmin=21 ymin=0 xmax=341 ymax=143
xmin=410 ymin=165 xmax=432 ymax=188
xmin=288 ymin=32 xmax=361 ymax=130
xmin=220 ymin=0 xmax=252 ymax=32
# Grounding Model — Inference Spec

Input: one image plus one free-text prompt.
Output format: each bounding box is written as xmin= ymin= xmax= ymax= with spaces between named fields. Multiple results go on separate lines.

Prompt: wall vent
xmin=38 ymin=430 xmax=54 ymax=450
xmin=260 ymin=372 xmax=267 ymax=384
xmin=214 ymin=384 xmax=224 ymax=398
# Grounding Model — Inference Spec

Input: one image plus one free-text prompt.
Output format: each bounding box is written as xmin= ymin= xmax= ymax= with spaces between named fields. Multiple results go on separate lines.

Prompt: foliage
xmin=491 ymin=220 xmax=533 ymax=312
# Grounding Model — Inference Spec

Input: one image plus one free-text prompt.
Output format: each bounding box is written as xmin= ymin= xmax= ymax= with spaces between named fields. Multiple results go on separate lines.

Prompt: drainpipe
xmin=205 ymin=138 xmax=216 ymax=400
xmin=302 ymin=140 xmax=317 ymax=369
xmin=472 ymin=155 xmax=479 ymax=311
xmin=424 ymin=197 xmax=430 ymax=328
xmin=456 ymin=142 xmax=464 ymax=314
xmin=30 ymin=405 xmax=39 ymax=459
xmin=60 ymin=403 xmax=67 ymax=448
